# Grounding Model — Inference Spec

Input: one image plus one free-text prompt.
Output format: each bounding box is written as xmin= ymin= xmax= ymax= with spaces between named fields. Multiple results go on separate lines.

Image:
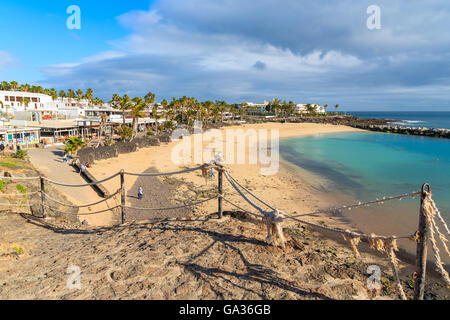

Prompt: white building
xmin=0 ymin=90 xmax=110 ymax=121
xmin=0 ymin=90 xmax=51 ymax=112
xmin=295 ymin=104 xmax=326 ymax=114
xmin=243 ymin=101 xmax=269 ymax=115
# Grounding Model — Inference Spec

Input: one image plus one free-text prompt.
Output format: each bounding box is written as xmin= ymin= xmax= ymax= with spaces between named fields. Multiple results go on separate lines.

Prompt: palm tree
xmin=23 ymin=98 xmax=30 ymax=111
xmin=21 ymin=84 xmax=30 ymax=92
xmin=239 ymin=103 xmax=248 ymax=121
xmin=50 ymin=88 xmax=58 ymax=101
xmin=10 ymin=81 xmax=19 ymax=91
xmin=1 ymin=81 xmax=10 ymax=90
xmin=144 ymin=92 xmax=156 ymax=106
xmin=85 ymin=88 xmax=94 ymax=103
xmin=119 ymin=94 xmax=132 ymax=125
xmin=67 ymin=89 xmax=75 ymax=105
xmin=335 ymin=104 xmax=339 ymax=113
xmin=109 ymin=93 xmax=121 ymax=108
xmin=152 ymin=105 xmax=162 ymax=134
xmin=76 ymin=89 xmax=83 ymax=107
xmin=305 ymin=104 xmax=316 ymax=115
xmin=130 ymin=97 xmax=146 ymax=134
xmin=59 ymin=90 xmax=66 ymax=99
xmin=92 ymin=97 xmax=104 ymax=106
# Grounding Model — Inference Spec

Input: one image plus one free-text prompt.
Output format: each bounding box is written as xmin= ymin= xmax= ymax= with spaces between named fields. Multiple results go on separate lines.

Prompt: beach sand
xmin=88 ymin=123 xmax=359 ymax=225
xmin=88 ymin=122 xmax=364 ymax=229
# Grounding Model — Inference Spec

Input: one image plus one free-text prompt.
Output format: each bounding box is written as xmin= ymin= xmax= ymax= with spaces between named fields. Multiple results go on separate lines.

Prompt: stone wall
xmin=77 ymin=135 xmax=168 ymax=164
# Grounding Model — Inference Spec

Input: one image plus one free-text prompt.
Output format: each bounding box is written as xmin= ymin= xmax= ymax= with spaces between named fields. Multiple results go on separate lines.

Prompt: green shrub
xmin=0 ymin=161 xmax=22 ymax=169
xmin=12 ymin=149 xmax=28 ymax=160
xmin=0 ymin=179 xmax=7 ymax=193
xmin=64 ymin=137 xmax=85 ymax=155
xmin=16 ymin=184 xmax=27 ymax=194
xmin=118 ymin=125 xmax=133 ymax=141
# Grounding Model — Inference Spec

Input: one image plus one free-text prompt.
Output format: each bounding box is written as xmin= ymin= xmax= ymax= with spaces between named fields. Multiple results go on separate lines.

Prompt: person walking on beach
xmin=138 ymin=186 xmax=143 ymax=200
xmin=62 ymin=154 xmax=67 ymax=163
xmin=80 ymin=163 xmax=86 ymax=175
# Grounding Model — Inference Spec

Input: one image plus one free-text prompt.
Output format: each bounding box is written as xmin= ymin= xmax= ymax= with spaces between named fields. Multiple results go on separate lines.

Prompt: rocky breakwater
xmin=351 ymin=123 xmax=450 ymax=139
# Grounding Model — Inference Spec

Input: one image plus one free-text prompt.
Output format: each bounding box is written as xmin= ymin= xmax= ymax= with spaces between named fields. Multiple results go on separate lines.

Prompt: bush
xmin=118 ymin=125 xmax=133 ymax=141
xmin=64 ymin=137 xmax=85 ymax=154
xmin=13 ymin=149 xmax=28 ymax=160
xmin=16 ymin=184 xmax=27 ymax=194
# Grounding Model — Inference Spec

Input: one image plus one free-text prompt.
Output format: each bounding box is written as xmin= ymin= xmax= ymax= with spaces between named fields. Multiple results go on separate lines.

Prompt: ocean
xmin=347 ymin=111 xmax=450 ymax=130
xmin=280 ymin=131 xmax=450 ymax=253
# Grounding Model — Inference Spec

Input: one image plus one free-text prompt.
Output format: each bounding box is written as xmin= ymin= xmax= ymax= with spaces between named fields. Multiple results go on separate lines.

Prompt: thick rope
xmin=224 ymin=171 xmax=267 ymax=214
xmin=43 ymin=172 xmax=121 ymax=187
xmin=43 ymin=189 xmax=121 ymax=208
xmin=225 ymin=171 xmax=276 ymax=210
xmin=222 ymin=197 xmax=265 ymax=219
xmin=124 ymin=164 xmax=207 ymax=177
xmin=283 ymin=191 xmax=422 ymax=220
xmin=123 ymin=195 xmax=218 ymax=211
xmin=423 ymin=194 xmax=450 ymax=286
xmin=427 ymin=196 xmax=450 ymax=236
xmin=385 ymin=238 xmax=408 ymax=300
xmin=44 ymin=204 xmax=121 ymax=216
xmin=288 ymin=215 xmax=413 ymax=241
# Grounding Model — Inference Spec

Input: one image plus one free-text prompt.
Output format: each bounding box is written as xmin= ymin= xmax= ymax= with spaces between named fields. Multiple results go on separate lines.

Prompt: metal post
xmin=414 ymin=183 xmax=431 ymax=300
xmin=218 ymin=168 xmax=223 ymax=219
xmin=120 ymin=170 xmax=125 ymax=224
xmin=40 ymin=177 xmax=46 ymax=218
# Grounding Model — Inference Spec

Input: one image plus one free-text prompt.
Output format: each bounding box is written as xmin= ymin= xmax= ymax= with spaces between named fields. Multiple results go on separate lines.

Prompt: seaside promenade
xmin=27 ymin=146 xmax=118 ymax=225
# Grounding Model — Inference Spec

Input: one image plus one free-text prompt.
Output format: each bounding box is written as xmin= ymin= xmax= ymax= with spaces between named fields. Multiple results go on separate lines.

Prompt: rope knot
xmin=264 ymin=209 xmax=286 ymax=248
xmin=264 ymin=209 xmax=284 ymax=223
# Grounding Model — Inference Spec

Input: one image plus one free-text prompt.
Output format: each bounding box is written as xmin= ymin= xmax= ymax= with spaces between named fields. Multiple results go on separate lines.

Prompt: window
xmin=32 ymin=97 xmax=37 ymax=102
xmin=4 ymin=96 xmax=8 ymax=101
xmin=10 ymin=96 xmax=15 ymax=101
xmin=16 ymin=97 xmax=23 ymax=102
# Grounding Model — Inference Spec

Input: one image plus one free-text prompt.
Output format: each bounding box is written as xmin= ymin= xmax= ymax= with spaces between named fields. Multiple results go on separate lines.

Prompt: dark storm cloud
xmin=40 ymin=0 xmax=450 ymax=110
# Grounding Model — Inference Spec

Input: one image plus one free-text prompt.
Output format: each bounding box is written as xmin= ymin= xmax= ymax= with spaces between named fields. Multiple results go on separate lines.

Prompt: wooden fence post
xmin=414 ymin=183 xmax=431 ymax=300
xmin=120 ymin=170 xmax=125 ymax=224
xmin=40 ymin=177 xmax=46 ymax=218
xmin=218 ymin=168 xmax=223 ymax=219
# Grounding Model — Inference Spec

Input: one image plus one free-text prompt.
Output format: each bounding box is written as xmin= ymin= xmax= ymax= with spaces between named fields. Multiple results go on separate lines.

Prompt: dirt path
xmin=4 ymin=207 xmax=443 ymax=300
xmin=27 ymin=146 xmax=118 ymax=226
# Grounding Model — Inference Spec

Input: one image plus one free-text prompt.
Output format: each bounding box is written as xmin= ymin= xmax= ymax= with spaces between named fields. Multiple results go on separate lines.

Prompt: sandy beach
xmin=87 ymin=122 xmax=364 ymax=229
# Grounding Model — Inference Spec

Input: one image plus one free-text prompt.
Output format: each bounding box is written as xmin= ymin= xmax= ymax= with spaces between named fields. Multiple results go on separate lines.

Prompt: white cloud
xmin=39 ymin=0 xmax=450 ymax=109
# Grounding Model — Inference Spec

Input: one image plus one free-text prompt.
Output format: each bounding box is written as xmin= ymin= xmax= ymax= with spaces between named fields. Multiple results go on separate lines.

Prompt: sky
xmin=1 ymin=0 xmax=450 ymax=111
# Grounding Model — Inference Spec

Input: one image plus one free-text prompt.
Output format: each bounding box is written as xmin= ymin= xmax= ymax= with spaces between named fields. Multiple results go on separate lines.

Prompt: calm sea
xmin=280 ymin=131 xmax=450 ymax=247
xmin=347 ymin=111 xmax=450 ymax=130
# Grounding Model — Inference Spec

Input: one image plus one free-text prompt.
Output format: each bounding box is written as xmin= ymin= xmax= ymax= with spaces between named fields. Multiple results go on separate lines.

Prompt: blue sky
xmin=1 ymin=0 xmax=450 ymax=111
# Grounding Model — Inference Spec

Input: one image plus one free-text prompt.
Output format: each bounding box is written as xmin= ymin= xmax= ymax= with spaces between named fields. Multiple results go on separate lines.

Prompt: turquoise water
xmin=280 ymin=131 xmax=450 ymax=224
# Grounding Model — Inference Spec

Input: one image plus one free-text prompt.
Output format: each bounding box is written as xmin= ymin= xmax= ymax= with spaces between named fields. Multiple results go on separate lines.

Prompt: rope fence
xmin=2 ymin=161 xmax=448 ymax=300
